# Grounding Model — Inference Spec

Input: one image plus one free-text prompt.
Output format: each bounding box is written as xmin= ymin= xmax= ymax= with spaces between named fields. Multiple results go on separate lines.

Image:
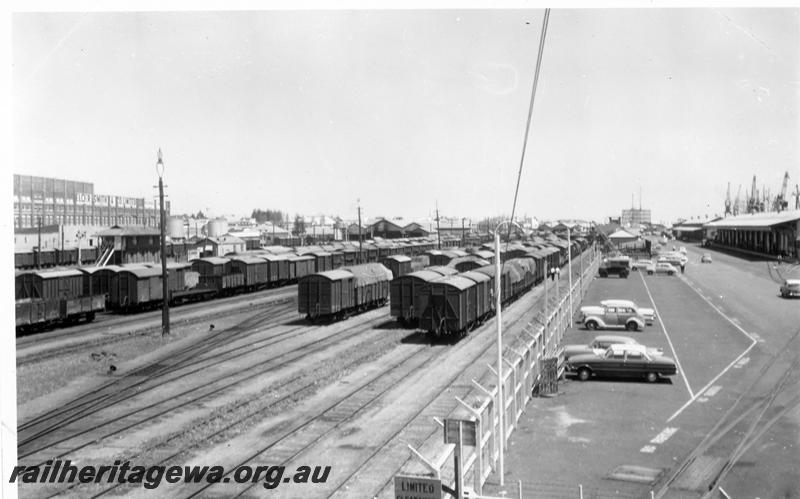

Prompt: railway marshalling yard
xmin=15 ymin=245 xmax=800 ymax=499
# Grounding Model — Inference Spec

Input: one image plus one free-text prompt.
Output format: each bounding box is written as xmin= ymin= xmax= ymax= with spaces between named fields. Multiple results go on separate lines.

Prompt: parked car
xmin=652 ymin=262 xmax=677 ymax=276
xmin=701 ymin=253 xmax=713 ymax=263
xmin=565 ymin=343 xmax=678 ymax=382
xmin=562 ymin=335 xmax=663 ymax=362
xmin=576 ymin=304 xmax=646 ymax=332
xmin=598 ymin=256 xmax=630 ymax=278
xmin=631 ymin=259 xmax=653 ymax=272
xmin=599 ymin=299 xmax=656 ymax=324
xmin=780 ymin=279 xmax=800 ymax=298
xmin=658 ymin=253 xmax=687 ymax=267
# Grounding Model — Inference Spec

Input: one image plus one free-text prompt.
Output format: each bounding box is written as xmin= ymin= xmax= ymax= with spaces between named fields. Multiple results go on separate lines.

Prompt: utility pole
xmin=37 ymin=216 xmax=42 ymax=269
xmin=435 ymin=203 xmax=441 ymax=250
xmin=357 ymin=199 xmax=363 ymax=264
xmin=156 ymin=149 xmax=170 ymax=336
xmin=461 ymin=217 xmax=467 ymax=247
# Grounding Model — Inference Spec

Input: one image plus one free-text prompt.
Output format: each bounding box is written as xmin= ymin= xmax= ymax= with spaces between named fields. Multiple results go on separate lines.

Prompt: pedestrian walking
xmin=680 ymin=262 xmax=685 ymax=274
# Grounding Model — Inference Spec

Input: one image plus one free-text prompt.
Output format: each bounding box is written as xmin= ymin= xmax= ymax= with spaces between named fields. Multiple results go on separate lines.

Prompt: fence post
xmin=504 ymin=357 xmax=519 ymax=423
xmin=477 ymin=375 xmax=498 ymax=466
xmin=455 ymin=395 xmax=484 ymax=495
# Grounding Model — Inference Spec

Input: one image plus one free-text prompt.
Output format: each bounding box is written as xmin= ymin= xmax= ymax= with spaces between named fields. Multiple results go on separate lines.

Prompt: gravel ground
xmin=16 ymin=300 xmax=293 ymax=410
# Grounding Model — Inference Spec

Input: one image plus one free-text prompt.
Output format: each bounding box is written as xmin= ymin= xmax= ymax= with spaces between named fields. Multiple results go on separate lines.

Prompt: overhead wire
xmin=498 ymin=8 xmax=551 ymax=320
xmin=505 ymin=8 xmax=550 ymax=245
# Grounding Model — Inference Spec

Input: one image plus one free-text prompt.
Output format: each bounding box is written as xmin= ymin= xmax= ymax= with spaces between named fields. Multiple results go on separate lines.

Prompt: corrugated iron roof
xmin=95 ymin=226 xmax=161 ymax=236
xmin=704 ymin=211 xmax=800 ymax=229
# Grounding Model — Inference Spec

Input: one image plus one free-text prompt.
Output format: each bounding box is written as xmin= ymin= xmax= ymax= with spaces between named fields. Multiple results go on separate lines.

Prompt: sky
xmin=9 ymin=5 xmax=800 ymax=225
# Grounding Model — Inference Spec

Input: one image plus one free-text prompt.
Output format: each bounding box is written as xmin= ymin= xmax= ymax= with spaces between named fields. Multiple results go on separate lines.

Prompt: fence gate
xmin=539 ymin=357 xmax=559 ymax=396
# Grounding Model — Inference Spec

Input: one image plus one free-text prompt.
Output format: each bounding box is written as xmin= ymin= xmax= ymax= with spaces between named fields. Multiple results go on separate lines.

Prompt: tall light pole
xmin=156 ymin=149 xmax=170 ymax=336
xmin=493 ymin=219 xmax=522 ymax=487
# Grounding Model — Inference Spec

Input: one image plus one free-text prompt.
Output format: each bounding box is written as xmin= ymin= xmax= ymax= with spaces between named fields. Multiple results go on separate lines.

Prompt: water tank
xmin=205 ymin=218 xmax=229 ymax=237
xmin=167 ymin=217 xmax=185 ymax=239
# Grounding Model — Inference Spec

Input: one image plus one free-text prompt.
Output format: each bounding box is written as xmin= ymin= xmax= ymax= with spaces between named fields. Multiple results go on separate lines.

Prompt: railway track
xmin=18 ymin=302 xmax=299 ymax=448
xmin=19 ymin=249 xmax=594 ymax=498
xmin=655 ymin=329 xmax=800 ymax=498
xmin=17 ymin=307 xmax=398 ymax=498
xmin=16 ymin=287 xmax=296 ymax=366
xmin=183 ymin=278 xmax=549 ymax=498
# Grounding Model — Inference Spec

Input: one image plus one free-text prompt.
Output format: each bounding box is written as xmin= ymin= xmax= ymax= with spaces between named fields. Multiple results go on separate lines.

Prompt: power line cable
xmin=506 ymin=8 xmax=550 ymax=243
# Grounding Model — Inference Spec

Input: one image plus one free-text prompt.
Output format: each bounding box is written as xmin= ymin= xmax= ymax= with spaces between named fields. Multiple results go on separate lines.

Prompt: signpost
xmin=394 ymin=475 xmax=442 ymax=499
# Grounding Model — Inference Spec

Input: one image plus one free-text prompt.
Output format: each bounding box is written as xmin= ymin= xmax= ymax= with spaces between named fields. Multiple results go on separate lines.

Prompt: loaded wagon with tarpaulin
xmin=297 ymin=263 xmax=393 ymax=321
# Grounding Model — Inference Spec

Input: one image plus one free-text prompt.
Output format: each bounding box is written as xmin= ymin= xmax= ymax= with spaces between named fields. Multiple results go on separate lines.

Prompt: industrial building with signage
xmin=13 ymin=174 xmax=169 ymax=229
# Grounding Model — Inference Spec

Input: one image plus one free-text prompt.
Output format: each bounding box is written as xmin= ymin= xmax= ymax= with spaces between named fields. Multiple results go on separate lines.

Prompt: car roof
xmin=785 ymin=279 xmax=800 ymax=285
xmin=601 ymin=299 xmax=636 ymax=306
xmin=594 ymin=335 xmax=638 ymax=343
xmin=608 ymin=343 xmax=648 ymax=353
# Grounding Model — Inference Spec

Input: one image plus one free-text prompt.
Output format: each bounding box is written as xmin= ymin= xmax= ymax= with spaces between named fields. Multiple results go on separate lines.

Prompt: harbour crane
xmin=733 ymin=185 xmax=742 ymax=216
xmin=772 ymin=171 xmax=790 ymax=212
xmin=794 ymin=184 xmax=800 ymax=210
xmin=724 ymin=182 xmax=732 ymax=216
xmin=747 ymin=175 xmax=758 ymax=213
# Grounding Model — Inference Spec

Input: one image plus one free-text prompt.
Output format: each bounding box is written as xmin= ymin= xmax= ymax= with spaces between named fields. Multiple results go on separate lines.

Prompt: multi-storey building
xmin=13 ymin=174 xmax=169 ymax=229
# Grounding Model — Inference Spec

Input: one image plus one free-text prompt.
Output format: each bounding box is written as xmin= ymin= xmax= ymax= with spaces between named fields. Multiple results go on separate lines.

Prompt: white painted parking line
xmin=639 ymin=273 xmax=695 ymax=398
xmin=640 ymin=445 xmax=656 ymax=453
xmin=703 ymin=385 xmax=722 ymax=397
xmin=733 ymin=357 xmax=750 ymax=368
xmin=650 ymin=427 xmax=678 ymax=444
xmin=665 ymin=275 xmax=759 ymax=423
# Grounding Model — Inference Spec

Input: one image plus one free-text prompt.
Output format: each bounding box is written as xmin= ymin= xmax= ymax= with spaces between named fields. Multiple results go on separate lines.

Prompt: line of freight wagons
xmin=15 ymin=236 xmax=587 ymax=333
xmin=298 ymin=238 xmax=591 ymax=336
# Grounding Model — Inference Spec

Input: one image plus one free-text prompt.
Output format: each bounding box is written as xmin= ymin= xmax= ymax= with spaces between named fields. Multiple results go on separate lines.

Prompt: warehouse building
xmin=704 ymin=211 xmax=800 ymax=259
xmin=13 ymin=174 xmax=169 ymax=229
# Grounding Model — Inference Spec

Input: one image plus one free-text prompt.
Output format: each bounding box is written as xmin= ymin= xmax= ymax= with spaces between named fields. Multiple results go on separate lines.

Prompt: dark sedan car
xmin=565 ymin=344 xmax=678 ymax=383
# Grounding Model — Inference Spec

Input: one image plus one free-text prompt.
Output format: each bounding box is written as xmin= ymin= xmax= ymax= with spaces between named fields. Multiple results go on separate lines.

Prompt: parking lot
xmin=485 ymin=245 xmax=800 ymax=498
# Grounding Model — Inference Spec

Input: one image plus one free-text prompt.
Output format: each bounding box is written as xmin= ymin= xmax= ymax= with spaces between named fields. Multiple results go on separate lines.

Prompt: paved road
xmin=483 ymin=242 xmax=799 ymax=498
